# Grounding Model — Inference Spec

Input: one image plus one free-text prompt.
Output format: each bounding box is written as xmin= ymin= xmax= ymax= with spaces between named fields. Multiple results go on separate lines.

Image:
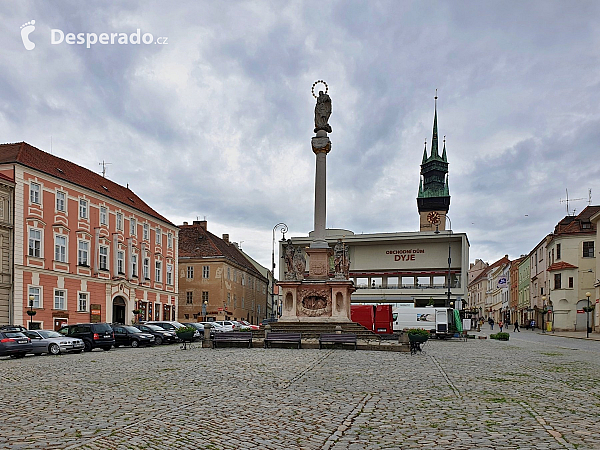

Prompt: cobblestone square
xmin=2 ymin=332 xmax=599 ymax=449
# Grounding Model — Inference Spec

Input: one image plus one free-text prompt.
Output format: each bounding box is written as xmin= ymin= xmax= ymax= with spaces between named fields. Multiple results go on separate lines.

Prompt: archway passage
xmin=113 ymin=296 xmax=127 ymax=324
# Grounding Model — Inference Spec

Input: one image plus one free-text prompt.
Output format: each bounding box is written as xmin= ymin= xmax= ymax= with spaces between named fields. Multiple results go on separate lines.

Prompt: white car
xmin=199 ymin=322 xmax=227 ymax=333
xmin=213 ymin=321 xmax=236 ymax=331
xmin=24 ymin=330 xmax=85 ymax=355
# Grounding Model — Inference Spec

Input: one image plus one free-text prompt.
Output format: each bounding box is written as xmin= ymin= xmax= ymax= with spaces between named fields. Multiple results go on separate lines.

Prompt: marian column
xmin=277 ymin=81 xmax=354 ymax=323
xmin=306 ymin=81 xmax=333 ymax=279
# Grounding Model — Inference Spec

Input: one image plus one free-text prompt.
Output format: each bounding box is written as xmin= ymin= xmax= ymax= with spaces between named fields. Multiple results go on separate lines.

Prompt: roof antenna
xmin=99 ymin=160 xmax=112 ymax=178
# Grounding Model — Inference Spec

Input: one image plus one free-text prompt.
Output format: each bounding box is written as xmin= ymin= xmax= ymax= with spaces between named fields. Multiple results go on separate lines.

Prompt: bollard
xmin=203 ymin=323 xmax=212 ymax=349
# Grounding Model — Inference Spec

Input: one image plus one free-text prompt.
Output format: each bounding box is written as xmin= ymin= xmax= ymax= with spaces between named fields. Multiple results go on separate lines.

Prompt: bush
xmin=175 ymin=326 xmax=196 ymax=335
xmin=406 ymin=328 xmax=430 ymax=337
xmin=490 ymin=332 xmax=509 ymax=341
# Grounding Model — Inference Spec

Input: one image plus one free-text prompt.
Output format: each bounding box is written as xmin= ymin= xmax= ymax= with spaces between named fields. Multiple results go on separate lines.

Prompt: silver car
xmin=25 ymin=330 xmax=85 ymax=355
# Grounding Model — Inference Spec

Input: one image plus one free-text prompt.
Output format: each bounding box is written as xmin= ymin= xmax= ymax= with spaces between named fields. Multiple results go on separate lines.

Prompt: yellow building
xmin=178 ymin=220 xmax=268 ymax=325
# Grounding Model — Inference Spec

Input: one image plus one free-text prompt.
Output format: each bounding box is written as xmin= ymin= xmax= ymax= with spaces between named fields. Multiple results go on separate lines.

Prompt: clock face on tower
xmin=427 ymin=211 xmax=441 ymax=225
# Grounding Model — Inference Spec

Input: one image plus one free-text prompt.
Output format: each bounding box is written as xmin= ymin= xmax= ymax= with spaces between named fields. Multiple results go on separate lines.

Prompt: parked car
xmin=135 ymin=324 xmax=177 ymax=345
xmin=237 ymin=320 xmax=259 ymax=330
xmin=24 ymin=329 xmax=84 ymax=355
xmin=58 ymin=323 xmax=115 ymax=352
xmin=260 ymin=318 xmax=278 ymax=328
xmin=183 ymin=322 xmax=207 ymax=340
xmin=144 ymin=321 xmax=201 ymax=341
xmin=213 ymin=320 xmax=236 ymax=331
xmin=111 ymin=325 xmax=155 ymax=348
xmin=199 ymin=322 xmax=227 ymax=333
xmin=0 ymin=327 xmax=32 ymax=358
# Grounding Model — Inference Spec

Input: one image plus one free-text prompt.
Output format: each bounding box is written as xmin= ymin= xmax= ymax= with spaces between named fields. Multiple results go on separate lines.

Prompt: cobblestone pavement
xmin=1 ymin=335 xmax=599 ymax=450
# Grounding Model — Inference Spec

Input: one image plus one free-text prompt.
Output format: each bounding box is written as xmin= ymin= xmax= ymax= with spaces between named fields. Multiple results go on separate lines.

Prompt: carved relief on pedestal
xmin=297 ymin=286 xmax=331 ymax=317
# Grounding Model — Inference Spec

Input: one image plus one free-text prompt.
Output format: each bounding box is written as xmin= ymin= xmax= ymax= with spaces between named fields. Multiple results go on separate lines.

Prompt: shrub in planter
xmin=176 ymin=326 xmax=196 ymax=341
xmin=406 ymin=328 xmax=430 ymax=342
xmin=491 ymin=332 xmax=509 ymax=341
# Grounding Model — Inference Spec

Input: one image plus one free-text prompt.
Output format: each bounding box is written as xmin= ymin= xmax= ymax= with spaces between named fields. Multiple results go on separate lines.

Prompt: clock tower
xmin=417 ymin=94 xmax=450 ymax=232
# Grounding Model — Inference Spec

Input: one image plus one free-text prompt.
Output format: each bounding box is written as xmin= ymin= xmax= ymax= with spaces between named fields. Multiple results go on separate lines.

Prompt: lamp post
xmin=586 ymin=291 xmax=591 ymax=338
xmin=271 ymin=223 xmax=288 ymax=320
xmin=27 ymin=294 xmax=36 ymax=330
xmin=541 ymin=295 xmax=546 ymax=334
xmin=202 ymin=300 xmax=207 ymax=322
xmin=445 ymin=215 xmax=452 ymax=307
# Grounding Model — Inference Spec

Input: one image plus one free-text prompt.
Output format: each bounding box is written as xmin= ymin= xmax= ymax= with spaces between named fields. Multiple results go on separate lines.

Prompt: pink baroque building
xmin=0 ymin=142 xmax=178 ymax=329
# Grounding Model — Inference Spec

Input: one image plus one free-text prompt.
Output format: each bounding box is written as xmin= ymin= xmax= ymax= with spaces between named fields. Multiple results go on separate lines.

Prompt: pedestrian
xmin=514 ymin=320 xmax=520 ymax=332
xmin=530 ymin=319 xmax=536 ymax=330
xmin=499 ymin=320 xmax=504 ymax=332
xmin=490 ymin=318 xmax=494 ymax=330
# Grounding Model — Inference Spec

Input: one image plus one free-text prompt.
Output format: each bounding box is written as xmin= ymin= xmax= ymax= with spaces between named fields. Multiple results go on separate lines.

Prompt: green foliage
xmin=175 ymin=326 xmax=196 ymax=335
xmin=490 ymin=332 xmax=510 ymax=341
xmin=406 ymin=328 xmax=430 ymax=337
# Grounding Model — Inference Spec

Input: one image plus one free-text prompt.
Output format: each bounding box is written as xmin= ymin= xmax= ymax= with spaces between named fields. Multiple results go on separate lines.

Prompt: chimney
xmin=222 ymin=234 xmax=229 ymax=243
xmin=193 ymin=220 xmax=207 ymax=230
xmin=183 ymin=221 xmax=188 ymax=226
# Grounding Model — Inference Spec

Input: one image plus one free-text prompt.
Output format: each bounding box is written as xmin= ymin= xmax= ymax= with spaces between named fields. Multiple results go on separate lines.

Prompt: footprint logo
xmin=20 ymin=20 xmax=36 ymax=50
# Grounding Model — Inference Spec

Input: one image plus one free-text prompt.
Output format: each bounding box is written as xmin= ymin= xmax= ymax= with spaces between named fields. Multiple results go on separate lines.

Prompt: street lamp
xmin=541 ymin=295 xmax=546 ymax=334
xmin=271 ymin=223 xmax=288 ymax=319
xmin=202 ymin=300 xmax=208 ymax=322
xmin=27 ymin=294 xmax=36 ymax=330
xmin=586 ymin=291 xmax=591 ymax=338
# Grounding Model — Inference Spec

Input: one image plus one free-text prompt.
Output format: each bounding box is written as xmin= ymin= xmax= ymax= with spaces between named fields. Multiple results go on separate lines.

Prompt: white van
xmin=392 ymin=306 xmax=454 ymax=337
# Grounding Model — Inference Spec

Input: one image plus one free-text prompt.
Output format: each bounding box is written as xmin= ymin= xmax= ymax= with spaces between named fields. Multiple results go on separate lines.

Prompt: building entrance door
xmin=576 ymin=299 xmax=588 ymax=331
xmin=113 ymin=297 xmax=126 ymax=324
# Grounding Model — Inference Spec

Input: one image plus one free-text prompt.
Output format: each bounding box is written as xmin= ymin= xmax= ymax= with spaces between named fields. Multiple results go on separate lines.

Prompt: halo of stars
xmin=311 ymin=80 xmax=328 ymax=98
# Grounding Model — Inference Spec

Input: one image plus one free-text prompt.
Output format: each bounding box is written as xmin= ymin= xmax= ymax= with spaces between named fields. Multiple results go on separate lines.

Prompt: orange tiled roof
xmin=0 ymin=142 xmax=173 ymax=225
xmin=468 ymin=255 xmax=510 ymax=286
xmin=178 ymin=222 xmax=266 ymax=280
xmin=553 ymin=206 xmax=600 ymax=235
xmin=547 ymin=261 xmax=578 ymax=271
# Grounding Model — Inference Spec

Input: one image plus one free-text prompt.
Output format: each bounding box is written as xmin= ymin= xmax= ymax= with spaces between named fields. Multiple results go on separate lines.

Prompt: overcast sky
xmin=2 ymin=1 xmax=600 ymax=271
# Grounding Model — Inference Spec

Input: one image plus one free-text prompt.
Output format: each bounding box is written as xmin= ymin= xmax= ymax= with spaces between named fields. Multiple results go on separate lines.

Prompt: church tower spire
xmin=417 ymin=91 xmax=451 ymax=232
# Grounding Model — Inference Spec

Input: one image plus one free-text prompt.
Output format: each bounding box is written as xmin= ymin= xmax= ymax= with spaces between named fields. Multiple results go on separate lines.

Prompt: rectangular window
xmin=155 ymin=227 xmax=161 ymax=245
xmin=116 ymin=212 xmax=123 ymax=231
xmin=227 ymin=267 xmax=230 ymax=280
xmin=187 ymin=266 xmax=194 ymax=279
xmin=54 ymin=235 xmax=66 ymax=262
xmin=79 ymin=199 xmax=88 ymax=219
xmin=29 ymin=286 xmax=41 ymax=308
xmin=242 ymin=274 xmax=245 ymax=286
xmin=143 ymin=258 xmax=150 ymax=279
xmin=556 ymin=243 xmax=561 ymax=260
xmin=78 ymin=241 xmax=89 ymax=266
xmin=130 ymin=218 xmax=136 ymax=236
xmin=54 ymin=289 xmax=66 ymax=310
xmin=203 ymin=265 xmax=210 ymax=279
xmin=168 ymin=232 xmax=173 ymax=249
xmin=117 ymin=250 xmax=125 ymax=274
xmin=568 ymin=277 xmax=574 ymax=288
xmin=30 ymin=182 xmax=40 ymax=204
xmin=143 ymin=224 xmax=149 ymax=240
xmin=554 ymin=273 xmax=561 ymax=290
xmin=100 ymin=206 xmax=107 ymax=225
xmin=186 ymin=291 xmax=193 ymax=304
xmin=166 ymin=264 xmax=173 ymax=285
xmin=99 ymin=246 xmax=108 ymax=270
xmin=227 ymin=293 xmax=230 ymax=305
xmin=202 ymin=291 xmax=209 ymax=303
xmin=155 ymin=261 xmax=162 ymax=282
xmin=29 ymin=228 xmax=42 ymax=257
xmin=56 ymin=191 xmax=66 ymax=211
xmin=132 ymin=254 xmax=138 ymax=277
xmin=78 ymin=292 xmax=88 ymax=312
xmin=583 ymin=241 xmax=595 ymax=258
